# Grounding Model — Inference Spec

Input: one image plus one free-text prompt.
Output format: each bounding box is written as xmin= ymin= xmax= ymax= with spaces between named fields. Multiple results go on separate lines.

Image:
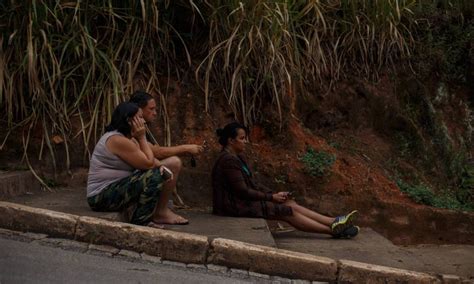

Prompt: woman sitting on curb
xmin=211 ymin=122 xmax=359 ymax=238
xmin=87 ymin=102 xmax=189 ymax=228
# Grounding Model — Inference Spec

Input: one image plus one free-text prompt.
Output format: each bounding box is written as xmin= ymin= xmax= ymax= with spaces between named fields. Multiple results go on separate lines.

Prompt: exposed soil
xmin=1 ymin=75 xmax=472 ymax=246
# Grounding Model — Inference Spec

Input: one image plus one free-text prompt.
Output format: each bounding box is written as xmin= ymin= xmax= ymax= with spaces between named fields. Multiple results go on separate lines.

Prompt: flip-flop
xmin=173 ymin=219 xmax=189 ymax=225
xmin=154 ymin=218 xmax=189 ymax=225
xmin=165 ymin=219 xmax=189 ymax=225
xmin=147 ymin=221 xmax=165 ymax=229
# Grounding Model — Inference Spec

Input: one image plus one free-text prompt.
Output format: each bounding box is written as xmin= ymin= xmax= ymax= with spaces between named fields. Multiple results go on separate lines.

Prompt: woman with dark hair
xmin=212 ymin=122 xmax=359 ymax=238
xmin=129 ymin=90 xmax=204 ymax=207
xmin=87 ymin=102 xmax=188 ymax=227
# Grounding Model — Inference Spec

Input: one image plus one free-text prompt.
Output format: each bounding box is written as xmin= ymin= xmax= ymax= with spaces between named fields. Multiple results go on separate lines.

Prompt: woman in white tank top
xmin=87 ymin=102 xmax=189 ymax=227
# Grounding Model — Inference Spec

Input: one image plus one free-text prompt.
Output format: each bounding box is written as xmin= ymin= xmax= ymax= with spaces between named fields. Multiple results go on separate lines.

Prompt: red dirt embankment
xmin=245 ymin=118 xmax=473 ymax=245
xmin=1 ymin=76 xmax=472 ymax=245
xmin=97 ymin=77 xmax=474 ymax=245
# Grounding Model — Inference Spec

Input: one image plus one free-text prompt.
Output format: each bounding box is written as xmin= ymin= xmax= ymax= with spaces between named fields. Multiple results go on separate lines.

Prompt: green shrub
xmin=299 ymin=148 xmax=336 ymax=177
xmin=396 ymin=180 xmax=436 ymax=205
xmin=396 ymin=179 xmax=473 ymax=211
xmin=458 ymin=161 xmax=474 ymax=204
xmin=412 ymin=0 xmax=474 ymax=84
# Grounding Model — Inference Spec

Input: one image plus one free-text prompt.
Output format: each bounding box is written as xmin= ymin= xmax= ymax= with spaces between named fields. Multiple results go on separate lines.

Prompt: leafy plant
xmin=458 ymin=161 xmax=474 ymax=204
xmin=43 ymin=176 xmax=61 ymax=188
xmin=396 ymin=178 xmax=473 ymax=211
xmin=411 ymin=0 xmax=474 ymax=84
xmin=274 ymin=175 xmax=288 ymax=184
xmin=299 ymin=148 xmax=336 ymax=177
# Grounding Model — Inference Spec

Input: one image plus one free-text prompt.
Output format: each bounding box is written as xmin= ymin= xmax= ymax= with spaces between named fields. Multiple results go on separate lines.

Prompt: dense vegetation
xmin=0 ymin=1 xmax=472 ymax=208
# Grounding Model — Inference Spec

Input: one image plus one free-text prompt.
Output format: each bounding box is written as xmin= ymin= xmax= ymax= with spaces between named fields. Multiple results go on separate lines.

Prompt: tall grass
xmin=196 ymin=0 xmax=416 ymax=124
xmin=0 ymin=1 xmax=189 ymax=179
xmin=1 ymin=1 xmax=470 ymax=178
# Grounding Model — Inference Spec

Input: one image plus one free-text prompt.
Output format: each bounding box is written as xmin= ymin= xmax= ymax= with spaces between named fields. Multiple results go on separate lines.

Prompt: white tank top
xmin=86 ymin=131 xmax=134 ymax=197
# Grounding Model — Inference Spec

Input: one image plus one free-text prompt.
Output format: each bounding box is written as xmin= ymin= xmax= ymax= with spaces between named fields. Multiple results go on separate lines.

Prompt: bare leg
xmin=283 ymin=200 xmax=335 ymax=226
xmin=161 ymin=156 xmax=186 ymax=206
xmin=152 ymin=157 xmax=188 ymax=224
xmin=280 ymin=211 xmax=332 ymax=234
xmin=161 ymin=156 xmax=182 ymax=179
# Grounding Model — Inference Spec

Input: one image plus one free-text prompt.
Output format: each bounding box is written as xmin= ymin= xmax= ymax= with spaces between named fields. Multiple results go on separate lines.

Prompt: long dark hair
xmin=129 ymin=90 xmax=153 ymax=108
xmin=105 ymin=102 xmax=139 ymax=136
xmin=216 ymin=122 xmax=246 ymax=147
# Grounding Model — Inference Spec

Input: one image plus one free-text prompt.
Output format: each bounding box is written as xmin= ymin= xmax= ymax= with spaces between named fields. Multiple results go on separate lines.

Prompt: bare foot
xmin=153 ymin=209 xmax=189 ymax=225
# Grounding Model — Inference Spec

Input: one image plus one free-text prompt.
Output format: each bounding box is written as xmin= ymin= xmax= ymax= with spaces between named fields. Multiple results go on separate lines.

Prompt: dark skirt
xmin=214 ymin=199 xmax=293 ymax=220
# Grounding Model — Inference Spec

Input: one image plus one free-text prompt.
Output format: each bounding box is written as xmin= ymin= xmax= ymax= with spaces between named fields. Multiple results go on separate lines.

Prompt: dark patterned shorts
xmin=88 ymin=168 xmax=164 ymax=225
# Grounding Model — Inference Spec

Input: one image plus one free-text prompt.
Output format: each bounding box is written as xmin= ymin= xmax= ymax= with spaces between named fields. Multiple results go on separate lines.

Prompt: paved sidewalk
xmin=4 ymin=184 xmax=473 ymax=279
xmin=5 ymin=185 xmax=276 ymax=247
xmin=271 ymin=226 xmax=474 ymax=278
xmin=1 ymin=171 xmax=473 ymax=282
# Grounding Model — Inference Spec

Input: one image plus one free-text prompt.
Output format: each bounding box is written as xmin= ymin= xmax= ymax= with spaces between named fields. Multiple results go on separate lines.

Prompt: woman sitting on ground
xmin=87 ymin=102 xmax=188 ymax=227
xmin=211 ymin=122 xmax=359 ymax=238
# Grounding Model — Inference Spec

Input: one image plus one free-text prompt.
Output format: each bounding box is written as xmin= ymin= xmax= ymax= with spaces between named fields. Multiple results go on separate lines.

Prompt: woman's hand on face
xmin=272 ymin=192 xmax=288 ymax=203
xmin=130 ymin=114 xmax=146 ymax=140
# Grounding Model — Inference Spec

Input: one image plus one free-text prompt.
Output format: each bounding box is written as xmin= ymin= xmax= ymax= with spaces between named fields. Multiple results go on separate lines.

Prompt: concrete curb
xmin=208 ymin=238 xmax=337 ymax=281
xmin=337 ymin=259 xmax=440 ymax=283
xmin=75 ymin=216 xmax=209 ymax=264
xmin=0 ymin=201 xmax=468 ymax=283
xmin=0 ymin=201 xmax=78 ymax=238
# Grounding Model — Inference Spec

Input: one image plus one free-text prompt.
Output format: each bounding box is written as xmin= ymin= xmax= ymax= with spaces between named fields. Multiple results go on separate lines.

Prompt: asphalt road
xmin=0 ymin=234 xmax=262 ymax=284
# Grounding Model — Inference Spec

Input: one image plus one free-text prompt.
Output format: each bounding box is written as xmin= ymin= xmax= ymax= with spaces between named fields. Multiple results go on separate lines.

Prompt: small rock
xmin=56 ymin=239 xmax=88 ymax=253
xmin=207 ymin=264 xmax=229 ymax=275
xmin=271 ymin=276 xmax=292 ymax=284
xmin=140 ymin=253 xmax=162 ymax=264
xmin=117 ymin=249 xmax=141 ymax=259
xmin=186 ymin=263 xmax=207 ymax=273
xmin=161 ymin=260 xmax=187 ymax=268
xmin=291 ymin=280 xmax=311 ymax=284
xmin=230 ymin=268 xmax=249 ymax=279
xmin=249 ymin=271 xmax=271 ymax=280
xmin=88 ymin=243 xmax=120 ymax=256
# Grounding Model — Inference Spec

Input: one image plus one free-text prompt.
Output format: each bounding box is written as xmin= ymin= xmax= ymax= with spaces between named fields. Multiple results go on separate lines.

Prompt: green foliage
xmin=396 ymin=179 xmax=473 ymax=211
xmin=1 ymin=0 xmax=472 ymax=176
xmin=196 ymin=0 xmax=416 ymax=124
xmin=43 ymin=177 xmax=61 ymax=188
xmin=328 ymin=140 xmax=341 ymax=150
xmin=395 ymin=78 xmax=471 ymax=192
xmin=300 ymin=148 xmax=336 ymax=177
xmin=458 ymin=161 xmax=474 ymax=204
xmin=396 ymin=179 xmax=435 ymax=204
xmin=274 ymin=175 xmax=288 ymax=184
xmin=395 ymin=132 xmax=419 ymax=158
xmin=412 ymin=0 xmax=474 ymax=84
xmin=0 ymin=1 xmax=192 ymax=171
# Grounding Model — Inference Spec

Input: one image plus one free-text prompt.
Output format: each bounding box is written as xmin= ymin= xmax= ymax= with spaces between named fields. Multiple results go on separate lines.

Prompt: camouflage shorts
xmin=87 ymin=168 xmax=164 ymax=225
